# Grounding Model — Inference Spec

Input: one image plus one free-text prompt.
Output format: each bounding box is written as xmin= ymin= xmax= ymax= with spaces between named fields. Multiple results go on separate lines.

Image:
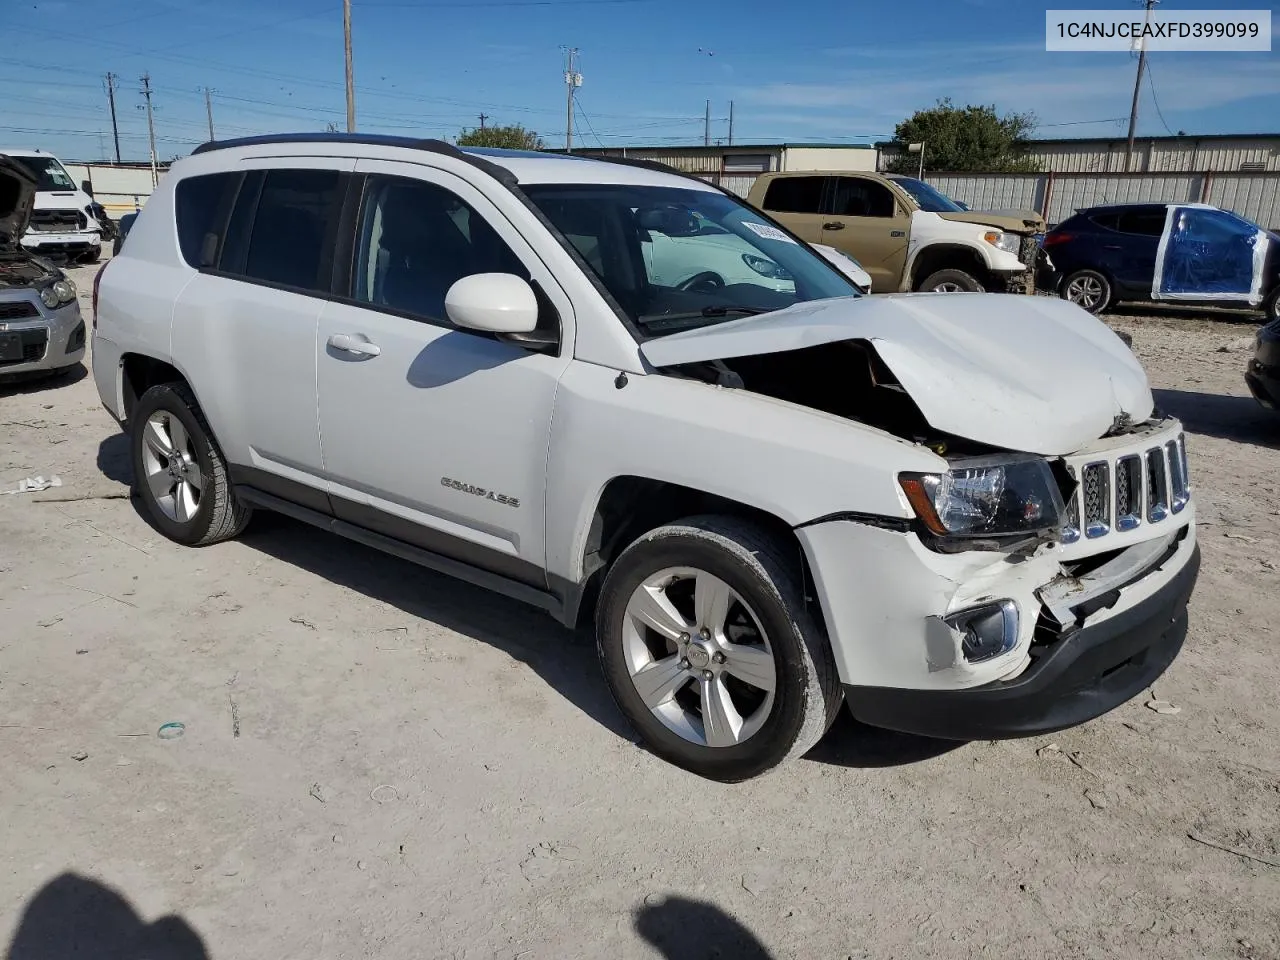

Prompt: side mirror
xmin=445 ymin=273 xmax=538 ymax=334
xmin=81 ymin=180 xmax=94 ymax=197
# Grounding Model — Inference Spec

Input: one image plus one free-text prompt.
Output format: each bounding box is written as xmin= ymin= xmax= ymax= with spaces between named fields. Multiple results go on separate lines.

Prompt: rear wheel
xmin=1264 ymin=288 xmax=1280 ymax=324
xmin=596 ymin=516 xmax=841 ymax=781
xmin=131 ymin=382 xmax=251 ymax=546
xmin=918 ymin=268 xmax=984 ymax=293
xmin=1061 ymin=269 xmax=1112 ymax=314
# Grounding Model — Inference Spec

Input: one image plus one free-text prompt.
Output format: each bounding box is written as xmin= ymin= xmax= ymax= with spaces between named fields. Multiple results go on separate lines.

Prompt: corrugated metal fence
xmin=928 ymin=171 xmax=1280 ymax=230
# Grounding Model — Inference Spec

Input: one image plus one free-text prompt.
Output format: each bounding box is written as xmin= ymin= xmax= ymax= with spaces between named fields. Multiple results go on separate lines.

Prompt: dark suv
xmin=1045 ymin=202 xmax=1279 ymax=320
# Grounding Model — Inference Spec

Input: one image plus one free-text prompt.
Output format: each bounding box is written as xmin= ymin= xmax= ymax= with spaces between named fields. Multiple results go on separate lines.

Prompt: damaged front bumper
xmin=797 ymin=422 xmax=1199 ymax=739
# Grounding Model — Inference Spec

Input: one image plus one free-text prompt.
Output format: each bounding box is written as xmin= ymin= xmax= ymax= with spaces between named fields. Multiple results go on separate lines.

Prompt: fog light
xmin=945 ymin=600 xmax=1019 ymax=663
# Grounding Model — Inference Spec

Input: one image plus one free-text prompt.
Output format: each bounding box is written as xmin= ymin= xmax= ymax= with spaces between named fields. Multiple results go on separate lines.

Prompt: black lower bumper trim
xmin=1245 ymin=361 xmax=1279 ymax=410
xmin=845 ymin=544 xmax=1200 ymax=740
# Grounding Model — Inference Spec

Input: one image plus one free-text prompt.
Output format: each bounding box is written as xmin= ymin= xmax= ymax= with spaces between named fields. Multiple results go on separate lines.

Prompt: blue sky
xmin=3 ymin=0 xmax=1278 ymax=161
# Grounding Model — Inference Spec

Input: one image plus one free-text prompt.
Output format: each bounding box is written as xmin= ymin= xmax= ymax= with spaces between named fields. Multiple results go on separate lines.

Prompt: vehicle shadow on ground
xmin=240 ymin=510 xmax=637 ymax=742
xmin=5 ymin=872 xmax=208 ymax=960
xmin=633 ymin=895 xmax=773 ymax=959
xmin=1154 ymin=388 xmax=1280 ymax=449
xmin=1107 ymin=302 xmax=1263 ymax=325
xmin=0 ymin=363 xmax=86 ymax=398
xmin=96 ymin=431 xmax=132 ymax=485
xmin=806 ymin=709 xmax=961 ymax=769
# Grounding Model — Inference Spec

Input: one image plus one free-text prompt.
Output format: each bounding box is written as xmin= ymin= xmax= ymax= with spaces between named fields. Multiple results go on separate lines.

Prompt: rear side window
xmin=174 ymin=173 xmax=237 ymax=267
xmin=220 ymin=169 xmax=348 ymax=293
xmin=1088 ymin=212 xmax=1121 ymax=231
xmin=1117 ymin=209 xmax=1168 ymax=237
xmin=761 ymin=177 xmax=825 ymax=214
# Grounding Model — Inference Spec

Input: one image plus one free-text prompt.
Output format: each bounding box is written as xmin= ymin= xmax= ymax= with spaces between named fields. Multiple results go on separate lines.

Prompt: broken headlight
xmin=899 ymin=457 xmax=1065 ymax=539
xmin=741 ymin=254 xmax=792 ymax=281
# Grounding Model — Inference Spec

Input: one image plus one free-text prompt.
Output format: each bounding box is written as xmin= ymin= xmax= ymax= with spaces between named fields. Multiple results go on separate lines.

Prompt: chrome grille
xmin=1063 ymin=431 xmax=1189 ymax=544
xmin=1082 ymin=462 xmax=1109 ymax=537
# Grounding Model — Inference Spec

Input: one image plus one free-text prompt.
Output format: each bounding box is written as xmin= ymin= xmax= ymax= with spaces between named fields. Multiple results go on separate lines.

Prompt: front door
xmin=315 ymin=161 xmax=574 ymax=584
xmin=824 ymin=176 xmax=911 ymax=292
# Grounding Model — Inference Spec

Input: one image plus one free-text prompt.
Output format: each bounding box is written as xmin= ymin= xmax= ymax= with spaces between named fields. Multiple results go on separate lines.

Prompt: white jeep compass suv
xmin=92 ymin=134 xmax=1199 ymax=781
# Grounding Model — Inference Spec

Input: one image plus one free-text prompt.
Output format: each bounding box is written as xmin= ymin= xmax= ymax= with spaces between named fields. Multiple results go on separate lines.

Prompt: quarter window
xmin=352 ymin=176 xmax=529 ymax=324
xmin=174 ymin=172 xmax=238 ymax=268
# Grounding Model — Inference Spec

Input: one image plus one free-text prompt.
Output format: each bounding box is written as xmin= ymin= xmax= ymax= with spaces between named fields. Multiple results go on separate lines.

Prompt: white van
xmin=0 ymin=149 xmax=102 ymax=263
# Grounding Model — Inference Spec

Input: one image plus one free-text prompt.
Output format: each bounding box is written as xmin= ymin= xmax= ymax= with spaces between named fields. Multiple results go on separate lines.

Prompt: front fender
xmin=543 ymin=361 xmax=943 ymax=584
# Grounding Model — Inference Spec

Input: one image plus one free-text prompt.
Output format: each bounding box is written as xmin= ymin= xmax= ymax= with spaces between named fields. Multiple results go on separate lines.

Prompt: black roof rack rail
xmin=189 ymin=132 xmax=518 ymax=186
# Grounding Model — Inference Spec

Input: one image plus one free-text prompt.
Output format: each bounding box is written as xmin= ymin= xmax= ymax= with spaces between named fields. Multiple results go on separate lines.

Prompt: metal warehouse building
xmin=1022 ymin=133 xmax=1280 ymax=174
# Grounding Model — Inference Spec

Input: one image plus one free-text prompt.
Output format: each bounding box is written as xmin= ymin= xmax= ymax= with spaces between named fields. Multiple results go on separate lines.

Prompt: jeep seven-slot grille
xmin=1061 ymin=434 xmax=1189 ymax=543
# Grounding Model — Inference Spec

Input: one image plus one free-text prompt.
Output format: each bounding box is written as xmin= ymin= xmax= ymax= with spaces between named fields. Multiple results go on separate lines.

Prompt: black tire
xmin=918 ymin=268 xmax=984 ymax=293
xmin=596 ymin=515 xmax=841 ymax=782
xmin=130 ymin=382 xmax=250 ymax=546
xmin=1264 ymin=288 xmax=1280 ymax=324
xmin=1060 ymin=268 xmax=1112 ymax=314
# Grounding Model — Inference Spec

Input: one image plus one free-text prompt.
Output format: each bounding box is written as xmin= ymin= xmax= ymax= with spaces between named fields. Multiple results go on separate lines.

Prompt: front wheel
xmin=596 ymin=516 xmax=841 ymax=781
xmin=131 ymin=382 xmax=251 ymax=546
xmin=1264 ymin=288 xmax=1280 ymax=324
xmin=1061 ymin=269 xmax=1112 ymax=314
xmin=918 ymin=268 xmax=984 ymax=293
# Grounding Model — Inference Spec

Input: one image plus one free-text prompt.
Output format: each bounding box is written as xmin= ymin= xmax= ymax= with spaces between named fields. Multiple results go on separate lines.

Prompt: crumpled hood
xmin=937 ymin=209 xmax=1046 ymax=233
xmin=639 ymin=293 xmax=1153 ymax=456
xmin=0 ymin=155 xmax=37 ymax=249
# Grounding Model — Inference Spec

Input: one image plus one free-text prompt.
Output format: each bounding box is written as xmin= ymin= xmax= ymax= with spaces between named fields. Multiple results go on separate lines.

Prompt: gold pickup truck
xmin=748 ymin=171 xmax=1051 ymax=295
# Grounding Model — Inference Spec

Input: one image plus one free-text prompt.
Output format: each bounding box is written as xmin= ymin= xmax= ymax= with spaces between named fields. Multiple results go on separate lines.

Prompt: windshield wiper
xmin=638 ymin=305 xmax=770 ymax=326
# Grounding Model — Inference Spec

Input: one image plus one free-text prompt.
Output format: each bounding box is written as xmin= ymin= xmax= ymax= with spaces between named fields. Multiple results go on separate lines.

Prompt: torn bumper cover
xmin=845 ymin=544 xmax=1199 ymax=741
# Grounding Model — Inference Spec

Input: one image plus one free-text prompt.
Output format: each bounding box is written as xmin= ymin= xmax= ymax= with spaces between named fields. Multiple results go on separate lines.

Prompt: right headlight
xmin=899 ymin=456 xmax=1065 ymax=539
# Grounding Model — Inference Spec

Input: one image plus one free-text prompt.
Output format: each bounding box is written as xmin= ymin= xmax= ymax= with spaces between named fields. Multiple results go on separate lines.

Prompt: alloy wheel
xmin=141 ymin=411 xmax=204 ymax=523
xmin=622 ymin=566 xmax=776 ymax=748
xmin=1066 ymin=275 xmax=1105 ymax=310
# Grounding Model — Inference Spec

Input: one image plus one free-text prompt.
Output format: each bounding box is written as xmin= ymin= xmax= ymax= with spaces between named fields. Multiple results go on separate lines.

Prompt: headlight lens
xmin=53 ymin=279 xmax=76 ymax=303
xmin=983 ymin=230 xmax=1021 ymax=255
xmin=900 ymin=457 xmax=1065 ymax=538
xmin=742 ymin=253 xmax=792 ymax=281
xmin=40 ymin=287 xmax=60 ymax=309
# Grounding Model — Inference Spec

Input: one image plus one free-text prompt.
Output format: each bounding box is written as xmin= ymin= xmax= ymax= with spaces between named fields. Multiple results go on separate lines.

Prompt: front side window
xmin=241 ymin=169 xmax=346 ymax=292
xmin=890 ymin=176 xmax=964 ymax=213
xmin=830 ymin=178 xmax=897 ymax=218
xmin=10 ymin=155 xmax=76 ymax=192
xmin=352 ymin=176 xmax=529 ymax=323
xmin=523 ymin=183 xmax=860 ymax=338
xmin=761 ymin=176 xmax=825 ymax=214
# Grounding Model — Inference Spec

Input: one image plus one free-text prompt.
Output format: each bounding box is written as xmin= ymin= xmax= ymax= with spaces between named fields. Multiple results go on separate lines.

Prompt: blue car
xmin=1044 ymin=202 xmax=1279 ymax=321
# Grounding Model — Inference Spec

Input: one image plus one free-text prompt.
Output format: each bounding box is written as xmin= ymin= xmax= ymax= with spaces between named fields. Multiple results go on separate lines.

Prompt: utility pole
xmin=104 ymin=72 xmax=121 ymax=164
xmin=1125 ymin=0 xmax=1158 ymax=172
xmin=140 ymin=73 xmax=158 ymax=188
xmin=728 ymin=100 xmax=734 ymax=147
xmin=563 ymin=47 xmax=581 ymax=152
xmin=478 ymin=112 xmax=488 ymax=130
xmin=704 ymin=99 xmax=711 ymax=147
xmin=343 ymin=0 xmax=356 ymax=132
xmin=203 ymin=87 xmax=215 ymax=141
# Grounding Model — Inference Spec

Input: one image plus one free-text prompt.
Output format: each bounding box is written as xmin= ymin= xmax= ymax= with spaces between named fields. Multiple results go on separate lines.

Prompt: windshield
xmin=891 ymin=176 xmax=965 ymax=213
xmin=11 ymin=156 xmax=76 ymax=192
xmin=522 ymin=183 xmax=859 ymax=337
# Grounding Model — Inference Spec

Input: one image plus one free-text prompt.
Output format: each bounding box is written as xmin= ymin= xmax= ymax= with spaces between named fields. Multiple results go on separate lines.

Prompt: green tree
xmin=887 ymin=99 xmax=1040 ymax=174
xmin=456 ymin=124 xmax=544 ymax=150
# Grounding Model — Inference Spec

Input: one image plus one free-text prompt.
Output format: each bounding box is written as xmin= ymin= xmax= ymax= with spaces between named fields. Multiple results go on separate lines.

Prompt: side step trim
xmin=234 ymin=485 xmax=563 ymax=617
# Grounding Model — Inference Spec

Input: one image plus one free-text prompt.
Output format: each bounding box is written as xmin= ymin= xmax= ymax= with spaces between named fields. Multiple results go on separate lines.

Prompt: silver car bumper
xmin=0 ymin=295 xmax=86 ymax=376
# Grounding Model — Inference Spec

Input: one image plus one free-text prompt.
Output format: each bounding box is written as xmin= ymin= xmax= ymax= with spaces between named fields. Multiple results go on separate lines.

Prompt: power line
xmin=1144 ymin=60 xmax=1176 ymax=136
xmin=574 ymin=99 xmax=605 ymax=149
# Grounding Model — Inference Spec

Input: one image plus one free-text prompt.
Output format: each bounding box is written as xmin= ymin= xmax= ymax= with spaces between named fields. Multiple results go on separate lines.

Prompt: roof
xmin=554 ymin=142 xmax=875 ymax=154
xmin=184 ymin=133 xmax=717 ymax=191
xmin=0 ymin=148 xmax=59 ymax=158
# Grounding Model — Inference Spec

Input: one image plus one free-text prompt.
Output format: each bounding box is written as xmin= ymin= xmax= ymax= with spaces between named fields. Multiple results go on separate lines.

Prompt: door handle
xmin=1103 ymin=244 xmax=1123 ymax=250
xmin=822 ymin=222 xmax=845 ymax=231
xmin=327 ymin=333 xmax=381 ymax=357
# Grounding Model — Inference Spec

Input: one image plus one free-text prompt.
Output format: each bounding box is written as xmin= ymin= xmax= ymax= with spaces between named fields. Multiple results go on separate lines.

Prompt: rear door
xmin=170 ymin=160 xmax=354 ymax=511
xmin=825 ymin=176 xmax=910 ymax=292
xmin=756 ymin=176 xmax=828 ymax=244
xmin=1112 ymin=207 xmax=1166 ymax=295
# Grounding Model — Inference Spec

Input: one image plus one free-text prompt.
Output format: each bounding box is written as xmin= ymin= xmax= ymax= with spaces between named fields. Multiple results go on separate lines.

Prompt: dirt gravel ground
xmin=2 ymin=262 xmax=1278 ymax=960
